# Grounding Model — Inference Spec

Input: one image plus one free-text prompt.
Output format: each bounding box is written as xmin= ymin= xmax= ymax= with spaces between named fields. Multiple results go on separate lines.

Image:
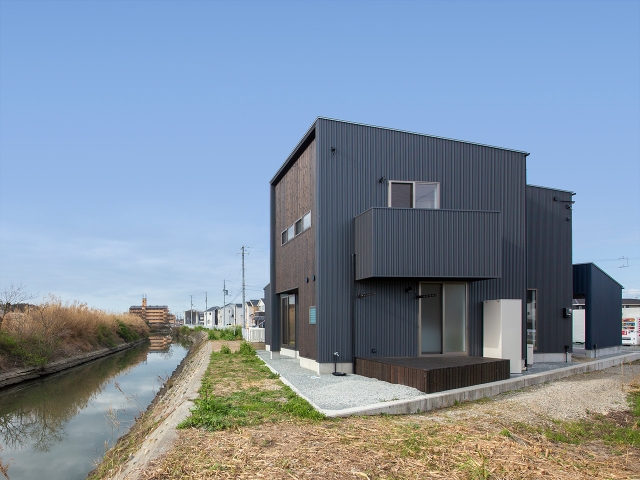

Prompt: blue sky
xmin=1 ymin=0 xmax=638 ymax=315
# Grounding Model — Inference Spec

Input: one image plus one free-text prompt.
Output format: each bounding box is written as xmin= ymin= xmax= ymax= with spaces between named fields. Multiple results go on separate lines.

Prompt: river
xmin=0 ymin=336 xmax=190 ymax=480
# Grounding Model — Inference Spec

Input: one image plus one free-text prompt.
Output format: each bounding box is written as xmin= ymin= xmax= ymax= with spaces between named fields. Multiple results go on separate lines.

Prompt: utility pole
xmin=204 ymin=291 xmax=208 ymax=326
xmin=190 ymin=295 xmax=194 ymax=325
xmin=239 ymin=246 xmax=249 ymax=328
xmin=223 ymin=280 xmax=228 ymax=326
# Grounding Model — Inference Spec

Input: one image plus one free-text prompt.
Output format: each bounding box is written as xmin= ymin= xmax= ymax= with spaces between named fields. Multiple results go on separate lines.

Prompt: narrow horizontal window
xmin=281 ymin=211 xmax=312 ymax=246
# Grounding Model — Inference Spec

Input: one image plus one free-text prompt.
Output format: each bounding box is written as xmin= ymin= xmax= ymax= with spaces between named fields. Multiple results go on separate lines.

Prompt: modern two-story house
xmin=265 ymin=118 xmax=574 ymax=375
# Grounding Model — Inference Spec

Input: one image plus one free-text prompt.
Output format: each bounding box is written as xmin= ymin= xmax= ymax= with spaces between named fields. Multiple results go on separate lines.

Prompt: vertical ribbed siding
xmin=316 ymin=119 xmax=528 ymax=362
xmin=354 ymin=208 xmax=502 ymax=279
xmin=264 ymin=283 xmax=271 ymax=346
xmin=526 ymin=186 xmax=574 ymax=354
xmin=573 ymin=263 xmax=623 ymax=349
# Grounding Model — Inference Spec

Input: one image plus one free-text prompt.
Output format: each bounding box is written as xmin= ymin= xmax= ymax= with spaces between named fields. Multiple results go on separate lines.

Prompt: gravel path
xmin=256 ymin=352 xmax=425 ymax=410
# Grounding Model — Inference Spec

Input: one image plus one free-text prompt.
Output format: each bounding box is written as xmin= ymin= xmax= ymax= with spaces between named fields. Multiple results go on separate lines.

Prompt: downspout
xmin=351 ymin=253 xmax=356 ymax=372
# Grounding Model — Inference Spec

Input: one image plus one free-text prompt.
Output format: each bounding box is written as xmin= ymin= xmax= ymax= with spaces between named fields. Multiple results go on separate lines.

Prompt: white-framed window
xmin=389 ymin=181 xmax=440 ymax=209
xmin=302 ymin=211 xmax=311 ymax=230
xmin=281 ymin=210 xmax=312 ymax=246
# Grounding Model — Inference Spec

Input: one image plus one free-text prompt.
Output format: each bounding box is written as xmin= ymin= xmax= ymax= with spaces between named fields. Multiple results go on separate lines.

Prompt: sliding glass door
xmin=420 ymin=283 xmax=467 ymax=354
xmin=280 ymin=293 xmax=296 ymax=348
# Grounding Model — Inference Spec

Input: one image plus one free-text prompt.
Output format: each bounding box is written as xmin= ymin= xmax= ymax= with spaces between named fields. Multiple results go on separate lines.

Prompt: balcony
xmin=354 ymin=208 xmax=502 ymax=281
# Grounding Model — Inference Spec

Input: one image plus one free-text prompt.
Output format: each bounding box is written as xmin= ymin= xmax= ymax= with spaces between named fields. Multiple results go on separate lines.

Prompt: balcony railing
xmin=354 ymin=207 xmax=502 ymax=280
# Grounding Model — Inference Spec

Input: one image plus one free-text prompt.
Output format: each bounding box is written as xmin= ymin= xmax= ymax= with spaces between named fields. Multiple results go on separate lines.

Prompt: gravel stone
xmin=256 ymin=352 xmax=424 ymax=410
xmin=257 ymin=350 xmax=640 ymax=418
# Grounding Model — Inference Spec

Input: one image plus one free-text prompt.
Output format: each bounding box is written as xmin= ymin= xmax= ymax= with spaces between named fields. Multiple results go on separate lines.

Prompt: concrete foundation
xmin=584 ymin=345 xmax=622 ymax=358
xmin=533 ymin=352 xmax=572 ymax=363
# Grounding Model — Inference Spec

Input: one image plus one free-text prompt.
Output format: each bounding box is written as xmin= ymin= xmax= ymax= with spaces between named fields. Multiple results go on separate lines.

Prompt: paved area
xmin=257 ymin=349 xmax=640 ymax=417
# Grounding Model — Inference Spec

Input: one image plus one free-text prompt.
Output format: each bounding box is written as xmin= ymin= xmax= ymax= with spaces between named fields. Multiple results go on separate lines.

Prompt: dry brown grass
xmin=131 ymin=356 xmax=640 ymax=480
xmin=140 ymin=414 xmax=639 ymax=480
xmin=0 ymin=295 xmax=149 ymax=370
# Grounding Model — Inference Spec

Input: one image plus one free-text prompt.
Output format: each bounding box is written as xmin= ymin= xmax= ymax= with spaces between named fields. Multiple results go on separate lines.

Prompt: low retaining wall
xmin=0 ymin=339 xmax=148 ymax=389
xmin=324 ymin=351 xmax=640 ymax=417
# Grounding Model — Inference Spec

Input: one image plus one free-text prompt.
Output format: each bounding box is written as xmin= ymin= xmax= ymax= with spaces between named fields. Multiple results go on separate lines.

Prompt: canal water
xmin=0 ymin=337 xmax=190 ymax=480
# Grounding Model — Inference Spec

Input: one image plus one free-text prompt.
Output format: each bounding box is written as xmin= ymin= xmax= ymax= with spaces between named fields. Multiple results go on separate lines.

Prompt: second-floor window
xmin=390 ymin=181 xmax=440 ymax=209
xmin=281 ymin=211 xmax=312 ymax=245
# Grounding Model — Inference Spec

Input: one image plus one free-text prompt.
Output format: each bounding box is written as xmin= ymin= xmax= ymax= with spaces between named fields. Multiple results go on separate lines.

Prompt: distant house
xmin=204 ymin=306 xmax=221 ymax=329
xmin=245 ymin=299 xmax=266 ymax=327
xmin=217 ymin=303 xmax=244 ymax=328
xmin=183 ymin=309 xmax=204 ymax=326
xmin=129 ymin=296 xmax=170 ymax=327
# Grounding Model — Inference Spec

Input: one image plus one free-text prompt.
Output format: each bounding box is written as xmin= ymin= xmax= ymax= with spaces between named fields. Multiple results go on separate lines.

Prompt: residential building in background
xmin=245 ymin=299 xmax=266 ymax=327
xmin=129 ymin=296 xmax=170 ymax=327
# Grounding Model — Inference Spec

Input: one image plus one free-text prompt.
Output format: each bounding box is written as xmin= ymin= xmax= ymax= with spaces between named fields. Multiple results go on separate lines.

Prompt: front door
xmin=420 ymin=283 xmax=467 ymax=354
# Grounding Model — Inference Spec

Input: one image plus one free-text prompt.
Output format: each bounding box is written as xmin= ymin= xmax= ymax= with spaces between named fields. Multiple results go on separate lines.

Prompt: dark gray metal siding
xmin=264 ymin=283 xmax=271 ymax=346
xmin=269 ymin=184 xmax=280 ymax=351
xmin=573 ymin=263 xmax=623 ymax=349
xmin=355 ymin=207 xmax=502 ymax=280
xmin=315 ymin=118 xmax=528 ymax=362
xmin=526 ymin=185 xmax=574 ymax=354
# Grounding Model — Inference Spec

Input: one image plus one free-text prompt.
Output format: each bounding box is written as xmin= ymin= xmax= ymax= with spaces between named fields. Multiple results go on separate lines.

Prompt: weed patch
xmin=540 ymin=391 xmax=640 ymax=447
xmin=179 ymin=349 xmax=323 ymax=432
xmin=207 ymin=326 xmax=243 ymax=341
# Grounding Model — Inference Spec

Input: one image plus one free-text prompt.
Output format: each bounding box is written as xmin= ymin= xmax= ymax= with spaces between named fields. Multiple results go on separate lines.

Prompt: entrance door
xmin=420 ymin=283 xmax=466 ymax=354
xmin=280 ymin=293 xmax=296 ymax=348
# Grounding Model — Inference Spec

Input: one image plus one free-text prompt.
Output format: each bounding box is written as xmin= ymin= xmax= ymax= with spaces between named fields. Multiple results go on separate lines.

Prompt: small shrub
xmin=207 ymin=329 xmax=219 ymax=340
xmin=220 ymin=326 xmax=242 ymax=341
xmin=116 ymin=320 xmax=140 ymax=342
xmin=178 ymin=325 xmax=191 ymax=336
xmin=238 ymin=341 xmax=255 ymax=356
xmin=220 ymin=344 xmax=232 ymax=354
xmin=97 ymin=324 xmax=117 ymax=347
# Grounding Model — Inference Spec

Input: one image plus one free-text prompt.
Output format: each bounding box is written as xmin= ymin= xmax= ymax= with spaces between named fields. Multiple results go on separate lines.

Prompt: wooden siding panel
xmin=274 ymin=139 xmax=317 ymax=359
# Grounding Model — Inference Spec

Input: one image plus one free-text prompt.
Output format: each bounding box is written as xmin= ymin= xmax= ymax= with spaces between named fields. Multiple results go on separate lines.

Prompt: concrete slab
xmin=257 ymin=350 xmax=640 ymax=418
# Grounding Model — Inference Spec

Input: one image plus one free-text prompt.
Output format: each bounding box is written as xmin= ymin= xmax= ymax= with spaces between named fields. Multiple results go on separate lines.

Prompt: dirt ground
xmin=101 ymin=351 xmax=640 ymax=480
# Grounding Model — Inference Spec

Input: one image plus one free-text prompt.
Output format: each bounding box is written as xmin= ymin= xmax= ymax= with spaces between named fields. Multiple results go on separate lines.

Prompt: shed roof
xmin=271 ymin=117 xmax=530 ymax=185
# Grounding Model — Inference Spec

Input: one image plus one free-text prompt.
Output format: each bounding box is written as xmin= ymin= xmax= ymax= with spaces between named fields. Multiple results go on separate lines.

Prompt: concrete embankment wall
xmin=0 ymin=339 xmax=148 ymax=389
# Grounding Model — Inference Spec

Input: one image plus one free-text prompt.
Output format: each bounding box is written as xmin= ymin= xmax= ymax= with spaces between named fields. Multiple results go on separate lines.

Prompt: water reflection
xmin=149 ymin=335 xmax=172 ymax=353
xmin=0 ymin=339 xmax=189 ymax=480
xmin=0 ymin=346 xmax=148 ymax=452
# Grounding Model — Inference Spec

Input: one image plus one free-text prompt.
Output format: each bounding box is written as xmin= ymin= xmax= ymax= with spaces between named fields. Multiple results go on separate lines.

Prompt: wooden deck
xmin=355 ymin=356 xmax=510 ymax=394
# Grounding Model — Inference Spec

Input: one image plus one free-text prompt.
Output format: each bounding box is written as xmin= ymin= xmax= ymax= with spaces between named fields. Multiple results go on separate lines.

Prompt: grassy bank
xmin=0 ymin=296 xmax=149 ymax=370
xmin=175 ymin=325 xmax=243 ymax=341
xmin=178 ymin=341 xmax=322 ymax=431
xmin=135 ymin=357 xmax=640 ymax=479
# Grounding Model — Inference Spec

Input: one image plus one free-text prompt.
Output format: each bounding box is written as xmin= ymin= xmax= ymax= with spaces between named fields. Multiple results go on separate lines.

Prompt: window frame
xmin=280 ymin=210 xmax=312 ymax=246
xmin=388 ymin=181 xmax=440 ymax=209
